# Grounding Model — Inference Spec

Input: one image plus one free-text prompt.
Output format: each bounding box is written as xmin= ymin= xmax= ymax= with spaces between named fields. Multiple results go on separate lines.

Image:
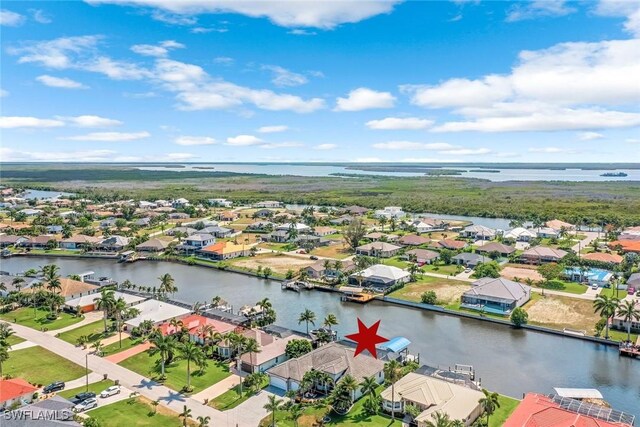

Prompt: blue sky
xmin=1 ymin=0 xmax=639 ymax=163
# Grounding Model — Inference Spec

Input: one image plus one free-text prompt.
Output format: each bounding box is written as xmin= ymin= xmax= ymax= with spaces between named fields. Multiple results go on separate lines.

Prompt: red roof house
xmin=0 ymin=378 xmax=38 ymax=409
xmin=158 ymin=314 xmax=238 ymax=343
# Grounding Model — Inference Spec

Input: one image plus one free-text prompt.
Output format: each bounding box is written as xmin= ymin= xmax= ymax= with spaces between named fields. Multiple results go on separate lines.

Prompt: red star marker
xmin=345 ymin=318 xmax=388 ymax=359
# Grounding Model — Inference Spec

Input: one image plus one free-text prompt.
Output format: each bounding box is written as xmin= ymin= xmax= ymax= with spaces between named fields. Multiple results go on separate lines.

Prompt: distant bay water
xmin=137 ymin=163 xmax=640 ymax=182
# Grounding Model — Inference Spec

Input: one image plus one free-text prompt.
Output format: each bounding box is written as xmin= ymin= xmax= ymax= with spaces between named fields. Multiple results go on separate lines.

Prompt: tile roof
xmin=0 ymin=378 xmax=38 ymax=402
xmin=522 ymin=246 xmax=568 ymax=259
xmin=466 ymin=277 xmax=530 ymax=302
xmin=581 ymin=252 xmax=624 ymax=264
xmin=476 ymin=242 xmax=516 ymax=254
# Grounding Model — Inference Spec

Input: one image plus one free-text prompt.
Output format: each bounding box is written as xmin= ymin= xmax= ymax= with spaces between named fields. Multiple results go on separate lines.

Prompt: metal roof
xmin=553 ymin=388 xmax=603 ymax=399
xmin=378 ymin=336 xmax=411 ymax=353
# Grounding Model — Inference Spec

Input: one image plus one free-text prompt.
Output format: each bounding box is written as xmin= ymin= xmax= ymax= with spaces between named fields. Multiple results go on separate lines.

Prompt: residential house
xmin=266 ymin=229 xmax=291 ymax=243
xmin=0 ymin=275 xmax=37 ymax=296
xmin=208 ymin=198 xmax=233 ymax=208
xmin=267 ymin=342 xmax=385 ymax=397
xmin=21 ymin=235 xmax=58 ymax=249
xmin=238 ymin=329 xmax=306 ymax=374
xmin=165 ymin=226 xmax=197 ymax=237
xmin=461 ymin=277 xmax=531 ymax=315
xmin=181 ymin=233 xmax=216 ymax=253
xmin=124 ymin=299 xmax=192 ymax=328
xmin=356 ymin=242 xmax=402 ymax=258
xmin=503 ymin=227 xmax=537 ymax=242
xmin=627 ymin=273 xmax=640 ymax=287
xmin=375 ymin=206 xmax=405 ymax=219
xmin=460 ymin=225 xmax=496 ymax=240
xmin=0 ymin=235 xmax=27 ymax=247
xmin=3 ymin=394 xmax=79 ymax=427
xmin=340 ymin=205 xmax=367 ymax=216
xmin=403 ymin=249 xmax=439 ymax=265
xmin=545 ymin=219 xmax=576 ymax=232
xmin=536 ymin=227 xmax=560 ymax=238
xmin=46 ymin=225 xmax=63 ymax=234
xmin=99 ymin=218 xmax=117 ymax=228
xmin=313 ymin=226 xmax=337 ymax=237
xmin=504 ymin=394 xmax=628 ymax=427
xmin=19 ymin=208 xmax=43 ymax=216
xmin=158 ymin=314 xmax=237 ymax=343
xmin=408 ymin=220 xmax=437 ymax=234
xmin=154 ymin=199 xmax=171 ymax=207
xmin=139 ymin=200 xmax=157 ymax=209
xmin=24 ymin=277 xmax=99 ymax=300
xmin=218 ymin=211 xmax=239 ymax=222
xmin=451 ymin=253 xmax=489 ymax=268
xmin=276 ymin=223 xmax=311 ymax=233
xmin=295 ymin=234 xmax=329 ymax=249
xmin=612 ymin=300 xmax=640 ymax=333
xmin=59 ymin=210 xmax=79 ymax=218
xmin=168 ymin=212 xmax=190 ymax=220
xmin=201 ymin=226 xmax=235 ymax=238
xmin=253 ymin=209 xmax=274 ymax=218
xmin=520 ymin=246 xmax=568 ymax=264
xmin=0 ymin=378 xmax=39 ymax=410
xmin=432 ymin=239 xmax=467 ymax=251
xmin=98 ymin=235 xmax=130 ymax=251
xmin=330 ymin=215 xmax=354 ymax=226
xmin=475 ymin=242 xmax=516 ymax=257
xmin=380 ymin=372 xmax=483 ymax=427
xmin=581 ymin=252 xmax=624 ymax=265
xmin=398 ymin=234 xmax=430 ymax=247
xmin=198 ymin=241 xmax=251 ymax=260
xmin=253 ymin=201 xmax=282 ymax=208
xmin=172 ymin=198 xmax=190 ymax=208
xmin=246 ymin=221 xmax=274 ymax=233
xmin=608 ymin=240 xmax=640 ymax=253
xmin=134 ymin=217 xmax=151 ymax=227
xmin=364 ymin=232 xmax=399 ymax=242
xmin=619 ymin=226 xmax=640 ymax=241
xmin=65 ymin=291 xmax=146 ymax=313
xmin=564 ymin=267 xmax=613 ymax=287
xmin=60 ymin=235 xmax=101 ymax=250
xmin=136 ymin=238 xmax=171 ymax=253
xmin=349 ymin=264 xmax=411 ymax=289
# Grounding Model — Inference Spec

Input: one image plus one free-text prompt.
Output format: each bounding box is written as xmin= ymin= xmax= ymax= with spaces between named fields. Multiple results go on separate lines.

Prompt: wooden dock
xmin=619 ymin=336 xmax=640 ymax=357
xmin=341 ymin=293 xmax=377 ymax=303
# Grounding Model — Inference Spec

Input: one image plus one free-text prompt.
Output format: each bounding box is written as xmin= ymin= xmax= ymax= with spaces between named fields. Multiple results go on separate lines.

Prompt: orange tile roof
xmin=0 ymin=378 xmax=38 ymax=402
xmin=504 ymin=394 xmax=629 ymax=427
xmin=608 ymin=240 xmax=640 ymax=253
xmin=582 ymin=252 xmax=623 ymax=264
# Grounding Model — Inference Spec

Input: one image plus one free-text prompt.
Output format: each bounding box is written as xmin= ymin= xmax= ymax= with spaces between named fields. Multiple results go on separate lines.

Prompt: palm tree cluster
xmin=95 ymin=288 xmax=140 ymax=348
xmin=593 ymin=294 xmax=640 ymax=341
xmin=147 ymin=330 xmax=207 ymax=391
xmin=328 ymin=375 xmax=359 ymax=415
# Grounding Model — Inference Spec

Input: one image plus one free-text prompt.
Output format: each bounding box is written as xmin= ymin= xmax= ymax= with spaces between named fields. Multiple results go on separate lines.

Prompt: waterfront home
xmin=198 ymin=241 xmax=251 ymax=260
xmin=545 ymin=219 xmax=576 ymax=232
xmin=0 ymin=275 xmax=37 ymax=296
xmin=520 ymin=246 xmax=568 ymax=264
xmin=304 ymin=259 xmax=355 ymax=279
xmin=313 ymin=226 xmax=337 ymax=236
xmin=349 ymin=264 xmax=411 ymax=289
xmin=408 ymin=219 xmax=438 ymax=234
xmin=403 ymin=249 xmax=439 ymax=265
xmin=612 ymin=300 xmax=640 ymax=333
xmin=65 ymin=291 xmax=146 ymax=313
xmin=135 ymin=238 xmax=171 ymax=253
xmin=503 ymin=227 xmax=537 ymax=242
xmin=380 ymin=372 xmax=483 ymax=427
xmin=356 ymin=242 xmax=402 ymax=258
xmin=364 ymin=232 xmax=399 ymax=242
xmin=475 ymin=241 xmax=516 ymax=257
xmin=158 ymin=314 xmax=237 ymax=343
xmin=619 ymin=226 xmax=640 ymax=241
xmin=0 ymin=234 xmax=27 ymax=247
xmin=581 ymin=252 xmax=624 ymax=265
xmin=0 ymin=378 xmax=39 ymax=410
xmin=208 ymin=198 xmax=233 ymax=207
xmin=375 ymin=206 xmax=406 ymax=219
xmin=180 ymin=233 xmax=216 ymax=253
xmin=398 ymin=234 xmax=431 ymax=246
xmin=21 ymin=235 xmax=58 ymax=249
xmin=253 ymin=201 xmax=282 ymax=208
xmin=124 ymin=299 xmax=192 ymax=328
xmin=564 ymin=267 xmax=613 ymax=287
xmin=461 ymin=277 xmax=531 ymax=315
xmin=460 ymin=224 xmax=496 ymax=240
xmin=452 ymin=253 xmax=489 ymax=268
xmin=98 ymin=235 xmax=130 ymax=252
xmin=504 ymin=393 xmax=631 ymax=427
xmin=60 ymin=235 xmax=101 ymax=250
xmin=431 ymin=239 xmax=467 ymax=251
xmin=536 ymin=227 xmax=560 ymax=238
xmin=266 ymin=342 xmax=385 ymax=396
xmin=238 ymin=329 xmax=305 ymax=374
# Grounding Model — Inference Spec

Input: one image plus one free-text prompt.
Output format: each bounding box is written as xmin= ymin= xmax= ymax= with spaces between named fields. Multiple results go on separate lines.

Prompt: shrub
xmin=510 ymin=307 xmax=529 ymax=327
xmin=545 ymin=279 xmax=566 ymax=290
xmin=421 ymin=291 xmax=438 ymax=305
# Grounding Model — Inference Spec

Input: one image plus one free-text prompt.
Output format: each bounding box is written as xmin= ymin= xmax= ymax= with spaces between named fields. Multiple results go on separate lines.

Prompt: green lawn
xmin=102 ymin=337 xmax=144 ymax=356
xmin=56 ymin=320 xmax=113 ymax=345
xmin=58 ymin=380 xmax=115 ymax=399
xmin=119 ymin=350 xmax=232 ymax=394
xmin=422 ymin=263 xmax=462 ymax=276
xmin=6 ymin=335 xmax=25 ymax=346
xmin=549 ymin=281 xmax=587 ymax=295
xmin=210 ymin=377 xmax=269 ymax=410
xmin=489 ymin=395 xmax=520 ymax=427
xmin=0 ymin=307 xmax=83 ymax=331
xmin=4 ymin=346 xmax=87 ymax=386
xmin=382 ymin=258 xmax=409 ymax=269
xmin=87 ymin=397 xmax=183 ymax=427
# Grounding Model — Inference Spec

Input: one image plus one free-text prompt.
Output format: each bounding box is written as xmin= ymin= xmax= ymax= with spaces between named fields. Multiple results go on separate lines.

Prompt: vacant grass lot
xmin=119 ymin=351 xmax=231 ymax=394
xmin=0 ymin=307 xmax=83 ymax=331
xmin=88 ymin=396 xmax=190 ymax=427
xmin=57 ymin=320 xmax=113 ymax=345
xmin=4 ymin=346 xmax=86 ymax=386
xmin=310 ymin=244 xmax=352 ymax=259
xmin=526 ymin=294 xmax=599 ymax=334
xmin=389 ymin=275 xmax=471 ymax=305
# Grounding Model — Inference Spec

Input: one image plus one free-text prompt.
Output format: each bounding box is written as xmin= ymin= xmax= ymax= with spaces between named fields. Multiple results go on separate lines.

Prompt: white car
xmin=591 ymin=284 xmax=598 ymax=290
xmin=100 ymin=385 xmax=121 ymax=398
xmin=73 ymin=398 xmax=98 ymax=412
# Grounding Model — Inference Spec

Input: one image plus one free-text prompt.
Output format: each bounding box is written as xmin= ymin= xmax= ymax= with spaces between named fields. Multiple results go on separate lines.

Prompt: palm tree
xmin=148 ymin=332 xmax=177 ymax=379
xmin=0 ymin=345 xmax=9 ymax=377
xmin=289 ymin=404 xmax=304 ymax=427
xmin=424 ymin=411 xmax=455 ymax=427
xmin=179 ymin=341 xmax=204 ymax=391
xmin=197 ymin=415 xmax=210 ymax=427
xmin=243 ymin=337 xmax=260 ymax=373
xmin=158 ymin=273 xmax=176 ymax=297
xmin=479 ymin=389 xmax=500 ymax=425
xmin=593 ymin=294 xmax=620 ymax=339
xmin=91 ymin=339 xmax=104 ymax=356
xmin=360 ymin=375 xmax=378 ymax=400
xmin=323 ymin=314 xmax=338 ymax=340
xmin=11 ymin=277 xmax=24 ymax=294
xmin=340 ymin=374 xmax=359 ymax=404
xmin=298 ymin=309 xmax=316 ymax=335
xmin=384 ymin=360 xmax=403 ymax=421
xmin=113 ymin=297 xmax=128 ymax=348
xmin=617 ymin=299 xmax=640 ymax=342
xmin=151 ymin=399 xmax=160 ymax=414
xmin=263 ymin=394 xmax=283 ymax=427
xmin=95 ymin=289 xmax=116 ymax=333
xmin=179 ymin=405 xmax=191 ymax=427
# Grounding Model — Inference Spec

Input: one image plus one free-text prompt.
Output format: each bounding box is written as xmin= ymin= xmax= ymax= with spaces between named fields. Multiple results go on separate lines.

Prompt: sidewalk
xmin=105 ymin=342 xmax=151 ymax=363
xmin=64 ymin=372 xmax=105 ymax=391
xmin=47 ymin=311 xmax=103 ymax=336
xmin=8 ymin=340 xmax=37 ymax=351
xmin=191 ymin=374 xmax=240 ymax=403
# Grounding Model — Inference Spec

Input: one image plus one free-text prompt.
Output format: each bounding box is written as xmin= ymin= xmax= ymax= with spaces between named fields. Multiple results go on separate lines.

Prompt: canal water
xmin=2 ymin=256 xmax=638 ymax=416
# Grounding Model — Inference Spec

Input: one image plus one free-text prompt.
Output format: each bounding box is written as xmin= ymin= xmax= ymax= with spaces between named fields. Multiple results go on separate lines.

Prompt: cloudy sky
xmin=1 ymin=0 xmax=639 ymax=163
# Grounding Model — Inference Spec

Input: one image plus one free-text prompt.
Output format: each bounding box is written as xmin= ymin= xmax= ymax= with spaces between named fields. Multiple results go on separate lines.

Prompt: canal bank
xmin=1 ymin=255 xmax=638 ymax=415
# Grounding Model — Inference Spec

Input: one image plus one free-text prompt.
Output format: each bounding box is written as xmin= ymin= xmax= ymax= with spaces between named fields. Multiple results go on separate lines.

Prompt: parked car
xmin=592 ymin=283 xmax=599 ymax=290
xmin=43 ymin=381 xmax=65 ymax=393
xmin=73 ymin=398 xmax=98 ymax=412
xmin=464 ymin=268 xmax=471 ymax=273
xmin=100 ymin=386 xmax=121 ymax=398
xmin=70 ymin=392 xmax=96 ymax=405
xmin=310 ymin=255 xmax=318 ymax=260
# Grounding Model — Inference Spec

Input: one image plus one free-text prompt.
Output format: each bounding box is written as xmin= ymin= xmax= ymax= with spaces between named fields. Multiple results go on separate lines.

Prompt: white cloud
xmin=372 ymin=141 xmax=459 ymax=150
xmin=36 ymin=75 xmax=88 ymax=89
xmin=258 ymin=125 xmax=288 ymax=133
xmin=366 ymin=117 xmax=433 ymax=130
xmin=0 ymin=116 xmax=65 ymax=129
xmin=594 ymin=0 xmax=640 ymax=37
xmin=213 ymin=56 xmax=234 ymax=65
xmin=87 ymin=0 xmax=402 ymax=29
xmin=1 ymin=147 xmax=117 ymax=161
xmin=506 ymin=0 xmax=576 ymax=22
xmin=226 ymin=134 xmax=263 ymax=146
xmin=577 ymin=131 xmax=604 ymax=141
xmin=175 ymin=135 xmax=216 ymax=145
xmin=60 ymin=131 xmax=150 ymax=141
xmin=354 ymin=157 xmax=384 ymax=162
xmin=149 ymin=10 xmax=197 ymax=25
xmin=57 ymin=115 xmax=122 ymax=127
xmin=1 ymin=9 xmax=25 ymax=26
xmin=131 ymin=40 xmax=184 ymax=57
xmin=30 ymin=9 xmax=52 ymax=24
xmin=314 ymin=144 xmax=337 ymax=150
xmin=84 ymin=57 xmax=153 ymax=80
xmin=288 ymin=29 xmax=317 ymax=36
xmin=495 ymin=152 xmax=520 ymax=158
xmin=402 ymin=75 xmax=512 ymax=109
xmin=262 ymin=65 xmax=308 ymax=87
xmin=335 ymin=87 xmax=396 ymax=111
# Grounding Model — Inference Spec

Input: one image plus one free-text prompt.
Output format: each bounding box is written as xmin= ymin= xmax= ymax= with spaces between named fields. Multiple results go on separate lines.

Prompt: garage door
xmin=269 ymin=375 xmax=287 ymax=391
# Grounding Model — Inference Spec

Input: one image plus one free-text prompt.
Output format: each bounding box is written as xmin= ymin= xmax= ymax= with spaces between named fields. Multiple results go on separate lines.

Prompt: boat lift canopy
xmin=553 ymin=388 xmax=603 ymax=400
xmin=340 ymin=286 xmax=364 ymax=294
xmin=378 ymin=336 xmax=411 ymax=353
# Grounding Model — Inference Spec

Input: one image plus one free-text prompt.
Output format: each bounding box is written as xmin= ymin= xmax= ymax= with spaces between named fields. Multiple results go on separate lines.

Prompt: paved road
xmin=9 ymin=323 xmax=269 ymax=426
xmin=572 ymin=231 xmax=599 ymax=253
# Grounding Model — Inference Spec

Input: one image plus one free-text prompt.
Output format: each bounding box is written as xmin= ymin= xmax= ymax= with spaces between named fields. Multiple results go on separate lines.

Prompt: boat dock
xmin=619 ymin=336 xmax=640 ymax=357
xmin=339 ymin=286 xmax=379 ymax=303
xmin=281 ymin=281 xmax=301 ymax=292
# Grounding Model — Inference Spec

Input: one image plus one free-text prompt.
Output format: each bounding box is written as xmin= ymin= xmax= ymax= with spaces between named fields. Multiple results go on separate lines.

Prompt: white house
xmin=503 ymin=227 xmax=537 ymax=242
xmin=238 ymin=330 xmax=305 ymax=374
xmin=124 ymin=300 xmax=191 ymax=328
xmin=375 ymin=206 xmax=405 ymax=219
xmin=208 ymin=198 xmax=233 ymax=207
xmin=276 ymin=223 xmax=311 ymax=233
